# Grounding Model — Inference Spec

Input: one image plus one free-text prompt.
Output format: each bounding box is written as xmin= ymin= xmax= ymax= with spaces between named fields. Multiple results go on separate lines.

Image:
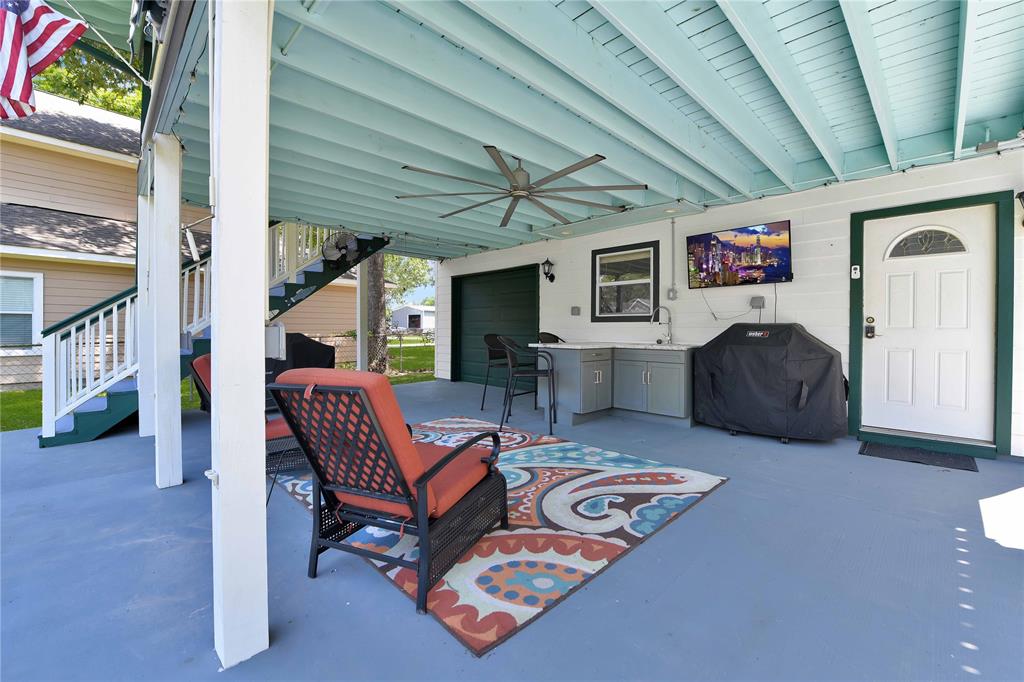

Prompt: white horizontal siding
xmin=437 ymin=152 xmax=1024 ymax=455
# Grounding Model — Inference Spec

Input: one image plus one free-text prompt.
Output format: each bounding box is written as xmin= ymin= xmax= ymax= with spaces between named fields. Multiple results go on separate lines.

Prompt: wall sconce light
xmin=541 ymin=258 xmax=555 ymax=283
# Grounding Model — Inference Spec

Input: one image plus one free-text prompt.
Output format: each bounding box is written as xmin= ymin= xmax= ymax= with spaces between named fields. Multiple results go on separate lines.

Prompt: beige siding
xmin=276 ymin=284 xmax=356 ymax=336
xmin=0 ymin=140 xmax=212 ymax=225
xmin=0 ymin=141 xmax=136 ymax=221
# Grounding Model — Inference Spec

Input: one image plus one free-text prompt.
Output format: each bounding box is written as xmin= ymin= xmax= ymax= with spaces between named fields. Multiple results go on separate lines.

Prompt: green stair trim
xmin=267 ymin=235 xmax=389 ymax=321
xmin=38 ymin=389 xmax=140 ymax=448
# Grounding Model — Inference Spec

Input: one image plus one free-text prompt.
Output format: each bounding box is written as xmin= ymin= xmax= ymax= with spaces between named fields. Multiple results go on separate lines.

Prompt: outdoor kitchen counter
xmin=527 ymin=342 xmax=696 ymax=425
xmin=529 ymin=342 xmax=697 ymax=351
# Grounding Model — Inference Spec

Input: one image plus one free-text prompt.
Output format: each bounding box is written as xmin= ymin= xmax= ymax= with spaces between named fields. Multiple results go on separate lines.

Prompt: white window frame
xmin=593 ymin=245 xmax=656 ymax=320
xmin=0 ymin=270 xmax=44 ymax=356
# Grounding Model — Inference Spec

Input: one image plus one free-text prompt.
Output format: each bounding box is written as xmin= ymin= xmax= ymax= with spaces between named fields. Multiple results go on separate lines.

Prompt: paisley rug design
xmin=275 ymin=418 xmax=726 ymax=655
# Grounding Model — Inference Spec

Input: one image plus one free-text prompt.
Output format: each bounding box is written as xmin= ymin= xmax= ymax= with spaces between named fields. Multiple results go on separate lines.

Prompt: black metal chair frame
xmin=538 ymin=332 xmax=566 ymax=344
xmin=190 ymin=358 xmax=307 ymax=476
xmin=496 ymin=336 xmax=556 ymax=435
xmin=268 ymin=382 xmax=509 ymax=614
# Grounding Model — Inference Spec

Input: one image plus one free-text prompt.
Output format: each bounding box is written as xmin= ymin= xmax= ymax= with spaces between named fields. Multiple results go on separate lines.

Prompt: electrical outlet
xmin=570 ymin=306 xmax=581 ymax=316
xmin=750 ymin=296 xmax=766 ymax=309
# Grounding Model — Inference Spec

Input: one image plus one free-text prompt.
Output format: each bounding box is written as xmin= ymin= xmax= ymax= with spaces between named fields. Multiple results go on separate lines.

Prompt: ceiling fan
xmin=395 ymin=146 xmax=648 ymax=227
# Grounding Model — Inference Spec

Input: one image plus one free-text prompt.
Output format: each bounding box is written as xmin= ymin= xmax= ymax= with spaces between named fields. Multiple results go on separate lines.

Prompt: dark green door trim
xmin=451 ymin=264 xmax=540 ymax=383
xmin=849 ymin=191 xmax=1015 ymax=459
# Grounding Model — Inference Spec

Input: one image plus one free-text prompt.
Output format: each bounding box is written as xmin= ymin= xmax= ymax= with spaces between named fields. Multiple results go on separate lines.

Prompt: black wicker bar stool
xmin=496 ymin=335 xmax=556 ymax=435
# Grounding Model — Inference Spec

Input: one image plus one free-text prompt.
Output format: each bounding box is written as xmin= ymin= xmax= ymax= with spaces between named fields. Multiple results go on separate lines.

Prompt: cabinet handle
xmin=597 ymin=370 xmax=603 ymax=384
xmin=646 ymin=370 xmax=652 ymax=385
xmin=641 ymin=369 xmax=648 ymax=385
xmin=594 ymin=369 xmax=600 ymax=384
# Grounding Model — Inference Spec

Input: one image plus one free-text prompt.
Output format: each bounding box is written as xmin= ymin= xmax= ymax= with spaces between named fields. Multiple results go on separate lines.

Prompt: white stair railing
xmin=181 ymin=254 xmax=213 ymax=336
xmin=268 ymin=222 xmax=336 ymax=286
xmin=41 ymin=291 xmax=138 ymax=437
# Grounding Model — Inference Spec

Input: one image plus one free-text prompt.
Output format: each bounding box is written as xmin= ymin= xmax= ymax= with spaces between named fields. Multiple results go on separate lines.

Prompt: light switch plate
xmin=570 ymin=306 xmax=581 ymax=316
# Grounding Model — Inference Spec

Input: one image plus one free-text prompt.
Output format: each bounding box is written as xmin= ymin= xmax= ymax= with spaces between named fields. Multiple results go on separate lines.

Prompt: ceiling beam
xmin=175 ymin=121 xmax=546 ymax=231
xmin=275 ymin=3 xmax=675 ymax=203
xmin=718 ymin=0 xmax=845 ymax=181
xmin=397 ymin=0 xmax=738 ymax=201
xmin=953 ymin=0 xmax=979 ymax=159
xmin=183 ymin=75 xmax=592 ymax=224
xmin=180 ymin=162 xmax=530 ymax=249
xmin=839 ymin=0 xmax=899 ymax=170
xmin=591 ymin=0 xmax=798 ymax=191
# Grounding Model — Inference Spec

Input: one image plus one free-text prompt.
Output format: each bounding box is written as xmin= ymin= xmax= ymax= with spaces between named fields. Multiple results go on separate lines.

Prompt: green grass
xmin=0 ymin=379 xmax=202 ymax=432
xmin=388 ymin=335 xmax=431 ymax=346
xmin=0 ymin=389 xmax=43 ymax=431
xmin=388 ymin=345 xmax=434 ymax=372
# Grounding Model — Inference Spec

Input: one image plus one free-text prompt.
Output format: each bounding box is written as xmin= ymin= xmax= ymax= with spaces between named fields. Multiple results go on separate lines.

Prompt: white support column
xmin=137 ymin=181 xmax=156 ymax=437
xmin=208 ymin=0 xmax=272 ymax=668
xmin=356 ymin=259 xmax=370 ymax=370
xmin=152 ymin=133 xmax=183 ymax=488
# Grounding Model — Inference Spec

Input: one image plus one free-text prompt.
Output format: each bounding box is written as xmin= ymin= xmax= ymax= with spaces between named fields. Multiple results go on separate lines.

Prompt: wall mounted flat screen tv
xmin=686 ymin=220 xmax=793 ymax=289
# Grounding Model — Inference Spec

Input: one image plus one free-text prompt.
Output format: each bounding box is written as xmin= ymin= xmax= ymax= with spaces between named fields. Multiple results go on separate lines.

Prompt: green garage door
xmin=454 ymin=265 xmax=539 ymax=385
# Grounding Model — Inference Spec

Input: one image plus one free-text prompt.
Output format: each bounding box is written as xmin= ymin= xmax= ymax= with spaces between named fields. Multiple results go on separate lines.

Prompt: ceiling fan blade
xmin=402 ymin=165 xmax=505 ymax=191
xmin=529 ymin=154 xmax=606 ymax=190
xmin=540 ymin=194 xmax=626 ymax=213
xmin=483 ymin=145 xmax=518 ymax=188
xmin=499 ymin=197 xmax=521 ymax=228
xmin=396 ymin=191 xmax=507 ymax=199
xmin=527 ymin=197 xmax=572 ymax=225
xmin=438 ymin=195 xmax=508 ymax=219
xmin=533 ymin=184 xmax=648 ymax=193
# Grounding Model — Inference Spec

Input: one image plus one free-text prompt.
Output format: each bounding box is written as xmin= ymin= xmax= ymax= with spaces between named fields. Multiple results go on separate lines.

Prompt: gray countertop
xmin=529 ymin=341 xmax=696 ymax=351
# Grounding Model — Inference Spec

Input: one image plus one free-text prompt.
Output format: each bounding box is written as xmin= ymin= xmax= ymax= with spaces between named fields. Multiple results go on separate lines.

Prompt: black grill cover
xmin=693 ymin=323 xmax=847 ymax=441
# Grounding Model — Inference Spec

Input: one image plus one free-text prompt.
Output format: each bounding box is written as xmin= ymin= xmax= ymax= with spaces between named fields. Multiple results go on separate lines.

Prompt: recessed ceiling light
xmin=560 ymin=229 xmax=572 ymax=235
xmin=664 ymin=208 xmax=679 ymax=214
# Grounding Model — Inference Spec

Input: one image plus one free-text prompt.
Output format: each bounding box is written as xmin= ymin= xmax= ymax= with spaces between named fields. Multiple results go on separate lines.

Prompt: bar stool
xmin=538 ymin=332 xmax=566 ymax=343
xmin=480 ymin=333 xmax=513 ymax=411
xmin=496 ymin=335 xmax=556 ymax=435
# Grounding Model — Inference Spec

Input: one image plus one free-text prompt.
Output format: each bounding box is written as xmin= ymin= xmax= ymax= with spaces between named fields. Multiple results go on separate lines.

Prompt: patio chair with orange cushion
xmin=268 ymin=368 xmax=508 ymax=614
xmin=190 ymin=354 xmax=307 ymax=475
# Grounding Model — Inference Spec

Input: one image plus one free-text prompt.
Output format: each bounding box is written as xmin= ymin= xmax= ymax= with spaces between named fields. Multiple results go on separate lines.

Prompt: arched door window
xmin=887 ymin=227 xmax=966 ymax=258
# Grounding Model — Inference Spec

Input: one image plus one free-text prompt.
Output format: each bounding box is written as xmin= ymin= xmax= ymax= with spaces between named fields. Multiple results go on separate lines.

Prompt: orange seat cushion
xmin=334 ymin=441 xmax=488 ymax=518
xmin=265 ymin=417 xmax=292 ymax=441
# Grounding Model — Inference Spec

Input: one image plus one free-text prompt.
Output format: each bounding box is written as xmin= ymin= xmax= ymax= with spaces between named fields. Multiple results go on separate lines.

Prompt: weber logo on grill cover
xmin=746 ymin=330 xmax=770 ymax=338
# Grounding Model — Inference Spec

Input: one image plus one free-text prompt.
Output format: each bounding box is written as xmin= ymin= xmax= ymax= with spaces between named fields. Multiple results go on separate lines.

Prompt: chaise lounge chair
xmin=268 ymin=368 xmax=509 ymax=614
xmin=190 ymin=353 xmax=307 ymax=474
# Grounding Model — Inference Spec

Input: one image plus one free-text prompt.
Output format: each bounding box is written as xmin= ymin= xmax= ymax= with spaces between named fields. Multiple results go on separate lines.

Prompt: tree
xmin=33 ymin=44 xmax=142 ymax=118
xmin=367 ymin=252 xmax=389 ymax=374
xmin=382 ymin=255 xmax=434 ymax=313
xmin=420 ymin=296 xmax=435 ymax=306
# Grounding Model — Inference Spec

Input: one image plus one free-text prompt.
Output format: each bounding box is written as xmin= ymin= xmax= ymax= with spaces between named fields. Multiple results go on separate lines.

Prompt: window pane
xmin=0 ymin=276 xmax=34 ymax=312
xmin=889 ymin=229 xmax=966 ymax=258
xmin=598 ymin=250 xmax=651 ymax=283
xmin=598 ymin=283 xmax=651 ymax=315
xmin=0 ymin=313 xmax=33 ymax=345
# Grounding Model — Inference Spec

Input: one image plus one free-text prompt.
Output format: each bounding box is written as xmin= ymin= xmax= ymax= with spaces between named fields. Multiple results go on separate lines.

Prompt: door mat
xmin=274 ymin=417 xmax=727 ymax=656
xmin=858 ymin=441 xmax=978 ymax=472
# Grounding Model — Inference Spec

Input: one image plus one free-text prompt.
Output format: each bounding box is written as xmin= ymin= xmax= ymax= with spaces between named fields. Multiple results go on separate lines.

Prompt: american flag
xmin=0 ymin=0 xmax=86 ymax=119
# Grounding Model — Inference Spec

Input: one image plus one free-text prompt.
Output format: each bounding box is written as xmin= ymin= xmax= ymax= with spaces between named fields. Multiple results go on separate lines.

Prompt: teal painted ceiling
xmin=67 ymin=1 xmax=1024 ymax=259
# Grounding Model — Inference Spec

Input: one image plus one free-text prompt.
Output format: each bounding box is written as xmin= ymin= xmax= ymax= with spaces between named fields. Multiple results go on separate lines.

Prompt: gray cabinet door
xmin=593 ymin=359 xmax=612 ymax=411
xmin=613 ymin=359 xmax=647 ymax=412
xmin=579 ymin=361 xmax=602 ymax=413
xmin=647 ymin=361 xmax=686 ymax=417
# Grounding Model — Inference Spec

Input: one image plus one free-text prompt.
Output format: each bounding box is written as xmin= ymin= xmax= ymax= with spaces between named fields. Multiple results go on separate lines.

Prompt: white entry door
xmin=861 ymin=205 xmax=996 ymax=443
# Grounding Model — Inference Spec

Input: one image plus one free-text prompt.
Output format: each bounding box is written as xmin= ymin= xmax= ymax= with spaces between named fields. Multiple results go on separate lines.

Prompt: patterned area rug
xmin=275 ymin=417 xmax=727 ymax=656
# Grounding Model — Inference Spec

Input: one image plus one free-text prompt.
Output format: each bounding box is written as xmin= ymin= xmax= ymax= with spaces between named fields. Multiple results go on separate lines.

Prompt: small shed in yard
xmin=391 ymin=304 xmax=435 ymax=330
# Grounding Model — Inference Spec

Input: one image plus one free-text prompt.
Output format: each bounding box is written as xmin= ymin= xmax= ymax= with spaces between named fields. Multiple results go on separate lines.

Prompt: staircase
xmin=38 ymin=224 xmax=388 ymax=448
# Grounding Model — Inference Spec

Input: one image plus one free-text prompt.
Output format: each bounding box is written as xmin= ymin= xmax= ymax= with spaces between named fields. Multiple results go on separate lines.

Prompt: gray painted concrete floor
xmin=2 ymin=380 xmax=1022 ymax=681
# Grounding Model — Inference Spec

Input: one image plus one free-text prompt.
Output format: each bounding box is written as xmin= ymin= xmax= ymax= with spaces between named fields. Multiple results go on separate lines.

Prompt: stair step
xmin=269 ymin=285 xmax=286 ymax=297
xmin=108 ymin=378 xmax=138 ymax=394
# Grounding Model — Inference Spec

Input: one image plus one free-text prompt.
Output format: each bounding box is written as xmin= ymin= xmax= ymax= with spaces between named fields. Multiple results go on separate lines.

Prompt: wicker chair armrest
xmin=413 ymin=431 xmax=501 ymax=491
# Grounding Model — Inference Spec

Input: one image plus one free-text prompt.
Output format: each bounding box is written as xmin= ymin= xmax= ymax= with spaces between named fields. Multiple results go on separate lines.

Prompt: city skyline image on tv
xmin=686 ymin=220 xmax=793 ymax=289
